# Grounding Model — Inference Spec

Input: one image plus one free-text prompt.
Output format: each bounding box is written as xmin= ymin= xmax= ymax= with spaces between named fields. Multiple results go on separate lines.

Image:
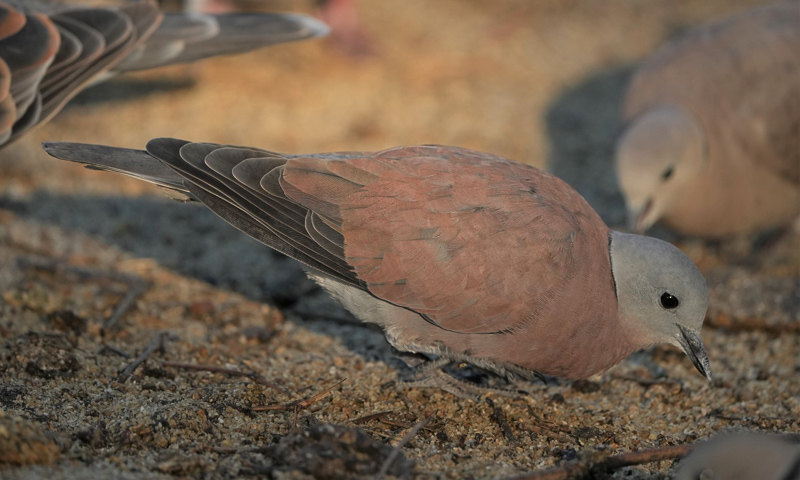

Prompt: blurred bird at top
xmin=178 ymin=0 xmax=374 ymax=56
xmin=615 ymin=2 xmax=800 ymax=238
xmin=0 ymin=0 xmax=329 ymax=150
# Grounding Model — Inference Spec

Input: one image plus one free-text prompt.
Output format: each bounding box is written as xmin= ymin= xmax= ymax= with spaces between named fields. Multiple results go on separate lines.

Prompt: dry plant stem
xmin=103 ymin=279 xmax=149 ymax=331
xmin=351 ymin=410 xmax=419 ymax=429
xmin=523 ymin=406 xmax=573 ymax=444
xmin=351 ymin=411 xmax=395 ymax=424
xmin=118 ymin=332 xmax=168 ymax=382
xmin=100 ymin=344 xmax=131 ymax=358
xmin=360 ymin=427 xmax=395 ymax=440
xmin=253 ymin=378 xmax=347 ymax=426
xmin=603 ymin=443 xmax=693 ymax=468
xmin=378 ymin=418 xmax=416 ymax=429
xmin=161 ymin=361 xmax=289 ymax=395
xmin=487 ymin=398 xmax=518 ymax=445
xmin=375 ymin=417 xmax=431 ymax=479
xmin=706 ymin=317 xmax=800 ymax=335
xmin=501 ymin=443 xmax=694 ymax=480
xmin=525 ymin=424 xmax=573 ymax=444
xmin=610 ymin=373 xmax=681 ymax=388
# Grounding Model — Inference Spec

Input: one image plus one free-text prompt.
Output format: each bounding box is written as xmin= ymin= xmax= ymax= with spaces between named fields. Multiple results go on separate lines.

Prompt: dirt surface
xmin=1 ymin=1 xmax=798 ymax=479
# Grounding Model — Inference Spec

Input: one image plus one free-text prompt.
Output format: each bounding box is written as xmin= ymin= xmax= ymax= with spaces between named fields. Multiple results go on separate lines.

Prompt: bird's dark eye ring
xmin=661 ymin=166 xmax=674 ymax=180
xmin=660 ymin=292 xmax=680 ymax=309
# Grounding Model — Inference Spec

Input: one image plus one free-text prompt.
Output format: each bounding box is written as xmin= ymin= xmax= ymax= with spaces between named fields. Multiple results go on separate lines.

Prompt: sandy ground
xmin=1 ymin=0 xmax=798 ymax=479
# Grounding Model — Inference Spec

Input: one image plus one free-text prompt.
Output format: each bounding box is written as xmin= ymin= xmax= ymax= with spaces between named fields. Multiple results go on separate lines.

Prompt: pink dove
xmin=44 ymin=140 xmax=712 ymax=395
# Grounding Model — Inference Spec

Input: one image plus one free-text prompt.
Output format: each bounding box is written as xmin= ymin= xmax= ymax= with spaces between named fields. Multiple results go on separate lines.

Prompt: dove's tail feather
xmin=41 ymin=141 xmax=192 ymax=200
xmin=112 ymin=12 xmax=329 ymax=73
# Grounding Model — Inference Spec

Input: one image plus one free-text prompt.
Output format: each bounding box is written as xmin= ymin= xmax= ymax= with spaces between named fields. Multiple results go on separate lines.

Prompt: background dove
xmin=43 ymin=139 xmax=712 ymax=394
xmin=675 ymin=432 xmax=800 ymax=480
xmin=0 ymin=0 xmax=328 ymax=149
xmin=615 ymin=2 xmax=800 ymax=238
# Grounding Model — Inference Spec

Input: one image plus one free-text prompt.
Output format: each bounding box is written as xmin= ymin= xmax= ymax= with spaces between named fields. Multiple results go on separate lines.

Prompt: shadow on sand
xmin=545 ymin=65 xmax=634 ymax=228
xmin=2 ymin=191 xmax=398 ymax=365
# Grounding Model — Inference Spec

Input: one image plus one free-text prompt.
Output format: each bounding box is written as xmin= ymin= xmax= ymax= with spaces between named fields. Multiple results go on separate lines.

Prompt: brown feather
xmin=279 ymin=145 xmax=631 ymax=378
xmin=0 ymin=3 xmax=25 ymax=42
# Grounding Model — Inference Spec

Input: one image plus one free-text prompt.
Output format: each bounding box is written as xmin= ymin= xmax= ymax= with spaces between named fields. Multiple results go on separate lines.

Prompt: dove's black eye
xmin=660 ymin=292 xmax=680 ymax=309
xmin=661 ymin=166 xmax=674 ymax=181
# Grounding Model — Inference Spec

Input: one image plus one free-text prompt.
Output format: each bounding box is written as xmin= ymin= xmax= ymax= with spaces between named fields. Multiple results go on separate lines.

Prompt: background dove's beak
xmin=627 ymin=199 xmax=653 ymax=233
xmin=677 ymin=324 xmax=712 ymax=381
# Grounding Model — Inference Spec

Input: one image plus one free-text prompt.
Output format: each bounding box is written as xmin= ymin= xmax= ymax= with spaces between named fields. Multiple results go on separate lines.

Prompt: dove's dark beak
xmin=676 ymin=324 xmax=712 ymax=381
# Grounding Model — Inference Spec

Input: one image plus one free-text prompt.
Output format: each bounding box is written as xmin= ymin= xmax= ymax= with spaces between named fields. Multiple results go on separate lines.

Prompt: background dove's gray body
xmin=0 ymin=0 xmax=327 ymax=148
xmin=675 ymin=432 xmax=800 ymax=480
xmin=43 ymin=139 xmax=712 ymax=385
xmin=616 ymin=2 xmax=800 ymax=237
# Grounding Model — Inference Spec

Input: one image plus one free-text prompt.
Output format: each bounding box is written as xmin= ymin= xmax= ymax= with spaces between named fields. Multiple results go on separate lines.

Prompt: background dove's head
xmin=615 ymin=106 xmax=706 ymax=233
xmin=609 ymin=231 xmax=711 ymax=380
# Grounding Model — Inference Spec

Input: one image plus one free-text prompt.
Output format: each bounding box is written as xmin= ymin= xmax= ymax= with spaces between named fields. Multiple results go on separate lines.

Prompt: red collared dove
xmin=0 ymin=0 xmax=328 ymax=149
xmin=615 ymin=2 xmax=800 ymax=238
xmin=675 ymin=432 xmax=800 ymax=480
xmin=43 ymin=140 xmax=712 ymax=394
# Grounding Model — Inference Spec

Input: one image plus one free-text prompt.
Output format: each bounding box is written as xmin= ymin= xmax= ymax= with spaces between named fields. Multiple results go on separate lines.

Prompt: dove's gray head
xmin=615 ymin=106 xmax=706 ymax=233
xmin=609 ymin=231 xmax=711 ymax=380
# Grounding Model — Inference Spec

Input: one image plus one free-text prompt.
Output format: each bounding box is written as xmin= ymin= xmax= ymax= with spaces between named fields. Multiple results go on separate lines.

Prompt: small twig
xmin=375 ymin=417 xmax=431 ymax=479
xmin=523 ymin=406 xmax=573 ymax=444
xmin=486 ymin=398 xmax=518 ymax=445
xmin=708 ymin=411 xmax=799 ymax=430
xmin=350 ymin=410 xmax=435 ymax=430
xmin=501 ymin=443 xmax=693 ymax=480
xmin=161 ymin=361 xmax=289 ymax=395
xmin=253 ymin=378 xmax=346 ymax=426
xmin=117 ymin=332 xmax=168 ymax=382
xmin=603 ymin=444 xmax=693 ymax=468
xmin=379 ymin=418 xmax=416 ymax=429
xmin=103 ymin=279 xmax=149 ymax=331
xmin=360 ymin=427 xmax=396 ymax=440
xmin=351 ymin=410 xmax=395 ymax=424
xmin=611 ymin=374 xmax=681 ymax=389
xmin=525 ymin=424 xmax=573 ymax=444
xmin=17 ymin=256 xmax=151 ymax=331
xmin=706 ymin=316 xmax=800 ymax=335
xmin=99 ymin=344 xmax=131 ymax=358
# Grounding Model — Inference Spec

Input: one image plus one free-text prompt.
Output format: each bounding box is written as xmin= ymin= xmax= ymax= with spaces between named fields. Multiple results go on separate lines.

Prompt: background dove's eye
xmin=660 ymin=292 xmax=680 ymax=309
xmin=661 ymin=166 xmax=674 ymax=181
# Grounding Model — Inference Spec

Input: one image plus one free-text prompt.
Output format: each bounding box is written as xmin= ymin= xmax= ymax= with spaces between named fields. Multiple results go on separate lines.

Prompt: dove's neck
xmin=660 ymin=151 xmax=800 ymax=236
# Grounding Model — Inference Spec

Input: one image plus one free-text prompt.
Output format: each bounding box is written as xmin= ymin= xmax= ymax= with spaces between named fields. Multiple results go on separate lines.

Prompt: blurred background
xmin=1 ymin=0 xmax=789 ymax=308
xmin=0 ymin=2 xmax=797 ymax=478
xmin=0 ymin=0 xmax=774 ymax=203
